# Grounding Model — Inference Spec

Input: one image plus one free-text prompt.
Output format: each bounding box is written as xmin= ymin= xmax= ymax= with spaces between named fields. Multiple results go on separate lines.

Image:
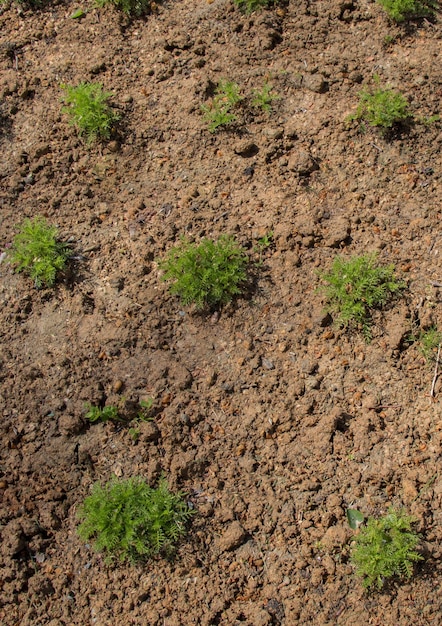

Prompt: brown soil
xmin=1 ymin=0 xmax=442 ymax=623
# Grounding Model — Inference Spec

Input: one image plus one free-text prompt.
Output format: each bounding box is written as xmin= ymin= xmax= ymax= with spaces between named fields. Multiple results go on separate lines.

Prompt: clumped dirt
xmin=1 ymin=0 xmax=442 ymax=623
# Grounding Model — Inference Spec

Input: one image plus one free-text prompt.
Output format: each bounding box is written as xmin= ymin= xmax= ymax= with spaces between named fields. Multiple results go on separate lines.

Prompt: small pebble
xmin=113 ymin=380 xmax=124 ymax=393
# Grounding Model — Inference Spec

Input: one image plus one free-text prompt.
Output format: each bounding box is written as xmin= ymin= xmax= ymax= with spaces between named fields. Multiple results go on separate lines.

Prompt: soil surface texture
xmin=1 ymin=0 xmax=442 ymax=624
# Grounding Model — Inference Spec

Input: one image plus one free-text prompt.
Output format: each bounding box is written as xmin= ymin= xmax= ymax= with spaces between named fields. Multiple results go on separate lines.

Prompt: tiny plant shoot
xmin=8 ymin=216 xmax=70 ymax=288
xmin=320 ymin=253 xmax=405 ymax=339
xmin=160 ymin=235 xmax=248 ymax=309
xmin=351 ymin=508 xmax=423 ymax=589
xmin=84 ymin=404 xmax=121 ymax=423
xmin=233 ymin=0 xmax=273 ymax=13
xmin=77 ymin=476 xmax=194 ymax=563
xmin=95 ymin=0 xmax=152 ymax=16
xmin=350 ymin=78 xmax=411 ymax=134
xmin=252 ymin=82 xmax=279 ymax=114
xmin=419 ymin=326 xmax=442 ymax=362
xmin=377 ymin=0 xmax=437 ymax=21
xmin=201 ymin=80 xmax=242 ymax=132
xmin=61 ymin=82 xmax=119 ymax=143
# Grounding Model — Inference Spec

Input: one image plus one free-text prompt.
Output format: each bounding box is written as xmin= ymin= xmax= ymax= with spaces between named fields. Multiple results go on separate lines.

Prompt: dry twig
xmin=430 ymin=343 xmax=441 ymax=399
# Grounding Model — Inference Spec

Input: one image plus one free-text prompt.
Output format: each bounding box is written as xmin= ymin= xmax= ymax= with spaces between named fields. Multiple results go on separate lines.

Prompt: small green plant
xmin=233 ymin=0 xmax=272 ymax=13
xmin=253 ymin=231 xmax=274 ymax=265
xmin=8 ymin=217 xmax=70 ymax=288
xmin=252 ymin=82 xmax=279 ymax=113
xmin=77 ymin=476 xmax=194 ymax=563
xmin=84 ymin=404 xmax=121 ymax=423
xmin=320 ymin=253 xmax=405 ymax=339
xmin=377 ymin=0 xmax=437 ymax=21
xmin=160 ymin=235 xmax=248 ymax=310
xmin=201 ymin=80 xmax=242 ymax=132
xmin=351 ymin=508 xmax=423 ymax=589
xmin=128 ymin=398 xmax=155 ymax=440
xmin=350 ymin=80 xmax=411 ymax=134
xmin=61 ymin=82 xmax=119 ymax=143
xmin=255 ymin=231 xmax=274 ymax=250
xmin=419 ymin=326 xmax=442 ymax=362
xmin=382 ymin=34 xmax=397 ymax=47
xmin=95 ymin=0 xmax=151 ymax=16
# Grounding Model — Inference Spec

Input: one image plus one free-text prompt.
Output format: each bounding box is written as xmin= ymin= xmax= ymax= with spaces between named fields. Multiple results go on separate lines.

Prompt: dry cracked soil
xmin=1 ymin=0 xmax=442 ymax=623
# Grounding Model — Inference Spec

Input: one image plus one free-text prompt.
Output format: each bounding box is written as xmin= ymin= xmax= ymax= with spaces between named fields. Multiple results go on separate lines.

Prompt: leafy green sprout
xmin=201 ymin=80 xmax=242 ymax=132
xmin=159 ymin=235 xmax=248 ymax=310
xmin=320 ymin=253 xmax=405 ymax=340
xmin=252 ymin=82 xmax=279 ymax=114
xmin=349 ymin=80 xmax=411 ymax=134
xmin=382 ymin=34 xmax=397 ymax=47
xmin=233 ymin=0 xmax=272 ymax=13
xmin=128 ymin=398 xmax=155 ymax=441
xmin=84 ymin=404 xmax=121 ymax=423
xmin=350 ymin=508 xmax=423 ymax=589
xmin=253 ymin=231 xmax=274 ymax=265
xmin=61 ymin=82 xmax=119 ymax=143
xmin=95 ymin=0 xmax=151 ymax=16
xmin=8 ymin=216 xmax=70 ymax=288
xmin=377 ymin=0 xmax=437 ymax=22
xmin=419 ymin=327 xmax=442 ymax=362
xmin=77 ymin=476 xmax=195 ymax=563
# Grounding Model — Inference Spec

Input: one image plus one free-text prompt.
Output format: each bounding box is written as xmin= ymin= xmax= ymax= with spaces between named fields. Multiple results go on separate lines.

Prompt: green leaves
xmin=377 ymin=0 xmax=437 ymax=21
xmin=84 ymin=404 xmax=121 ymax=423
xmin=201 ymin=81 xmax=242 ymax=132
xmin=61 ymin=82 xmax=119 ymax=143
xmin=78 ymin=477 xmax=194 ymax=563
xmin=160 ymin=235 xmax=248 ymax=309
xmin=320 ymin=253 xmax=405 ymax=339
xmin=350 ymin=508 xmax=423 ymax=589
xmin=252 ymin=82 xmax=279 ymax=114
xmin=233 ymin=0 xmax=273 ymax=14
xmin=347 ymin=508 xmax=365 ymax=530
xmin=419 ymin=326 xmax=442 ymax=362
xmin=350 ymin=80 xmax=411 ymax=134
xmin=95 ymin=0 xmax=151 ymax=16
xmin=8 ymin=216 xmax=70 ymax=288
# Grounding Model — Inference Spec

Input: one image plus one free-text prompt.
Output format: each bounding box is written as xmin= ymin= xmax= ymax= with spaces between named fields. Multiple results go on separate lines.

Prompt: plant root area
xmin=1 ymin=0 xmax=442 ymax=624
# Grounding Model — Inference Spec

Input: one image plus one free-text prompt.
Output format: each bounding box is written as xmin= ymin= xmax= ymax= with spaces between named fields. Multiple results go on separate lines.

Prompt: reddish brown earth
xmin=1 ymin=0 xmax=442 ymax=623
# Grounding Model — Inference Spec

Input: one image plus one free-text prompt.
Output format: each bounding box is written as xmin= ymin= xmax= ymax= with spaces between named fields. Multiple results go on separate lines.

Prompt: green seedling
xmin=252 ymin=82 xmax=279 ymax=113
xmin=84 ymin=404 xmax=121 ymax=423
xmin=160 ymin=235 xmax=248 ymax=310
xmin=78 ymin=476 xmax=195 ymax=563
xmin=382 ymin=34 xmax=397 ymax=47
xmin=253 ymin=231 xmax=274 ymax=265
xmin=95 ymin=0 xmax=151 ymax=15
xmin=256 ymin=231 xmax=274 ymax=250
xmin=128 ymin=427 xmax=141 ymax=441
xmin=351 ymin=508 xmax=423 ymax=589
xmin=419 ymin=327 xmax=442 ymax=362
xmin=320 ymin=253 xmax=405 ymax=340
xmin=377 ymin=0 xmax=437 ymax=21
xmin=350 ymin=79 xmax=411 ymax=134
xmin=128 ymin=398 xmax=155 ymax=441
xmin=419 ymin=114 xmax=440 ymax=126
xmin=233 ymin=0 xmax=272 ymax=13
xmin=61 ymin=82 xmax=119 ymax=143
xmin=137 ymin=398 xmax=154 ymax=419
xmin=70 ymin=8 xmax=87 ymax=17
xmin=201 ymin=80 xmax=242 ymax=132
xmin=8 ymin=216 xmax=70 ymax=288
